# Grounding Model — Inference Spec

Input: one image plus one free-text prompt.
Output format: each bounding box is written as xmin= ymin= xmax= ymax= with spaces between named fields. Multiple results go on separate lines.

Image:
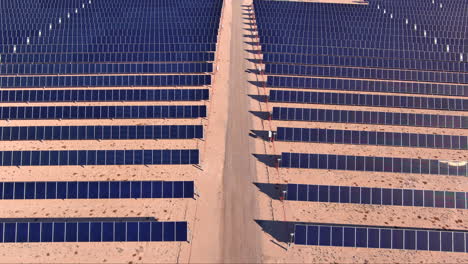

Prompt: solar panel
xmin=0 ymin=220 xmax=187 ymax=242
xmin=0 ymin=125 xmax=203 ymax=141
xmin=0 ymin=63 xmax=213 ymax=75
xmin=0 ymin=106 xmax=207 ymax=120
xmin=0 ymin=75 xmax=211 ymax=88
xmin=0 ymin=89 xmax=209 ymax=103
xmin=265 ymin=64 xmax=468 ymax=84
xmin=0 ymin=181 xmax=194 ymax=199
xmin=286 ymin=183 xmax=465 ymax=209
xmin=294 ymin=223 xmax=467 ymax=252
xmin=0 ymin=149 xmax=199 ymax=166
xmin=276 ymin=127 xmax=467 ymax=150
xmin=269 ymin=90 xmax=468 ymax=111
xmin=279 ymin=152 xmax=467 ymax=176
xmin=272 ymin=107 xmax=468 ymax=129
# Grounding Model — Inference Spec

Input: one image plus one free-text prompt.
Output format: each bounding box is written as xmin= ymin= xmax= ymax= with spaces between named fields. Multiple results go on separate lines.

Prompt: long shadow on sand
xmin=248 ymin=94 xmax=268 ymax=103
xmin=249 ymin=110 xmax=270 ymax=120
xmin=252 ymin=153 xmax=278 ymax=167
xmin=249 ymin=129 xmax=269 ymax=141
xmin=248 ymin=80 xmax=266 ymax=87
xmin=253 ymin=182 xmax=286 ymax=200
xmin=255 ymin=220 xmax=296 ymax=243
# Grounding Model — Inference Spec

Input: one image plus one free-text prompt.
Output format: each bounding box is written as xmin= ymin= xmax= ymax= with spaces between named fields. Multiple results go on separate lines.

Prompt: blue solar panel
xmin=280 ymin=152 xmax=467 ymax=176
xmin=269 ymin=90 xmax=468 ymax=111
xmin=0 ymin=75 xmax=211 ymax=88
xmin=0 ymin=220 xmax=189 ymax=243
xmin=0 ymin=150 xmax=199 ymax=166
xmin=0 ymin=125 xmax=203 ymax=141
xmin=272 ymin=107 xmax=468 ymax=129
xmin=0 ymin=89 xmax=209 ymax=103
xmin=286 ymin=183 xmax=466 ymax=209
xmin=294 ymin=223 xmax=468 ymax=252
xmin=276 ymin=127 xmax=468 ymax=150
xmin=0 ymin=106 xmax=206 ymax=120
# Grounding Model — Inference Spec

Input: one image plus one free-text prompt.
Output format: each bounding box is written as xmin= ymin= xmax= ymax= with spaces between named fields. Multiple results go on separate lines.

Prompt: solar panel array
xmin=254 ymin=0 xmax=468 ymax=253
xmin=0 ymin=89 xmax=209 ymax=102
xmin=0 ymin=149 xmax=200 ymax=166
xmin=294 ymin=224 xmax=468 ymax=252
xmin=0 ymin=105 xmax=207 ymax=120
xmin=0 ymin=0 xmax=223 ymax=245
xmin=267 ymin=77 xmax=468 ymax=97
xmin=280 ymin=152 xmax=467 ymax=176
xmin=276 ymin=127 xmax=467 ymax=150
xmin=0 ymin=221 xmax=187 ymax=243
xmin=272 ymin=107 xmax=468 ymax=129
xmin=0 ymin=181 xmax=194 ymax=199
xmin=269 ymin=90 xmax=468 ymax=111
xmin=0 ymin=125 xmax=203 ymax=141
xmin=286 ymin=184 xmax=467 ymax=209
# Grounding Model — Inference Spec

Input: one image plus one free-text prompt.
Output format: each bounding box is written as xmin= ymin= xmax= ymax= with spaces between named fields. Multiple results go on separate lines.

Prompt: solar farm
xmin=0 ymin=0 xmax=467 ymax=262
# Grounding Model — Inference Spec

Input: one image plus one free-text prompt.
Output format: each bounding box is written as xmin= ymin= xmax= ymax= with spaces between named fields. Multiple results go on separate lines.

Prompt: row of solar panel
xmin=0 ymin=221 xmax=187 ymax=243
xmin=256 ymin=27 xmax=462 ymax=39
xmin=1 ymin=28 xmax=218 ymax=38
xmin=259 ymin=37 xmax=462 ymax=53
xmin=276 ymin=127 xmax=467 ymax=150
xmin=256 ymin=24 xmax=467 ymax=40
xmin=265 ymin=64 xmax=468 ymax=85
xmin=0 ymin=149 xmax=199 ymax=166
xmin=0 ymin=63 xmax=213 ymax=75
xmin=1 ymin=36 xmax=218 ymax=46
xmin=0 ymin=75 xmax=211 ymax=88
xmin=1 ymin=21 xmax=221 ymax=28
xmin=263 ymin=53 xmax=468 ymax=73
xmin=0 ymin=25 xmax=204 ymax=33
xmin=0 ymin=52 xmax=215 ymax=63
xmin=294 ymin=224 xmax=467 ymax=252
xmin=256 ymin=25 xmax=466 ymax=38
xmin=266 ymin=76 xmax=468 ymax=97
xmin=261 ymin=44 xmax=462 ymax=62
xmin=271 ymin=107 xmax=468 ymax=129
xmin=0 ymin=89 xmax=209 ymax=103
xmin=259 ymin=36 xmax=457 ymax=52
xmin=0 ymin=28 xmax=219 ymax=37
xmin=0 ymin=125 xmax=203 ymax=141
xmin=0 ymin=105 xmax=207 ymax=120
xmin=267 ymin=17 xmax=465 ymax=26
xmin=286 ymin=184 xmax=467 ymax=209
xmin=280 ymin=152 xmax=467 ymax=176
xmin=269 ymin=90 xmax=468 ymax=111
xmin=258 ymin=28 xmax=464 ymax=40
xmin=0 ymin=181 xmax=194 ymax=200
xmin=256 ymin=18 xmax=464 ymax=31
xmin=1 ymin=43 xmax=216 ymax=53
xmin=259 ymin=34 xmax=467 ymax=47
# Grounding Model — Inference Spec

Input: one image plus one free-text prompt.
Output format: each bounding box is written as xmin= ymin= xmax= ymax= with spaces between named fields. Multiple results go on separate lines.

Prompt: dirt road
xmin=221 ymin=0 xmax=261 ymax=262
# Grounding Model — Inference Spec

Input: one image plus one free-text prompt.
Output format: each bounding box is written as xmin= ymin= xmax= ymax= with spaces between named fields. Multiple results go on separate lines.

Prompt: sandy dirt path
xmin=220 ymin=0 xmax=262 ymax=262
